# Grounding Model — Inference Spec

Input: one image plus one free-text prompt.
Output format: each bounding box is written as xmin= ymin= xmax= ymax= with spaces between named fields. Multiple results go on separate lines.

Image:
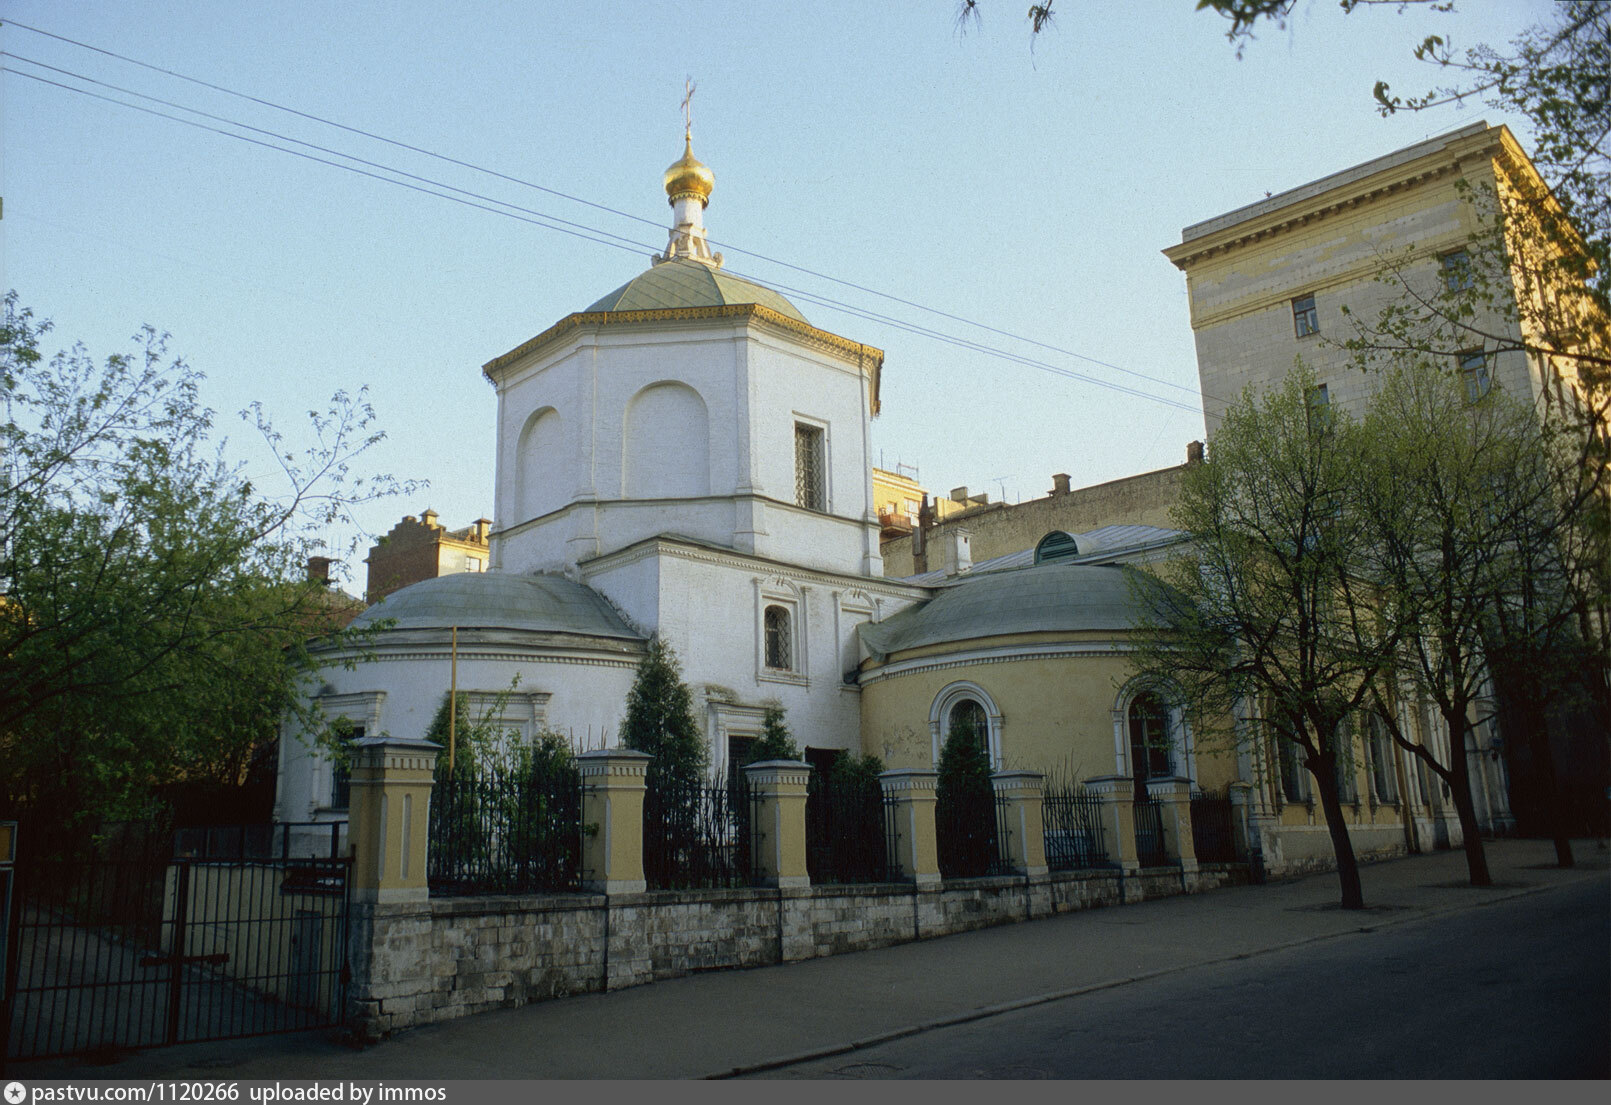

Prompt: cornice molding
xmin=482 ymin=304 xmax=884 ymax=413
xmin=582 ymin=534 xmax=929 ymax=603
xmin=858 ymin=640 xmax=1136 ymax=687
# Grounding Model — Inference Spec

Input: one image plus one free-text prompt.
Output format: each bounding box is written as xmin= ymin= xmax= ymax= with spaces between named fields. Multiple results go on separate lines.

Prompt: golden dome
xmin=663 ymin=133 xmax=714 ymax=206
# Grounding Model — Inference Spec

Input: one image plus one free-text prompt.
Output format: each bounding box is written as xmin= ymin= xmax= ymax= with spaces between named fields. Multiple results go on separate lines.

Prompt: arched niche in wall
xmin=623 ymin=381 xmax=710 ymax=498
xmin=516 ymin=406 xmax=565 ymax=521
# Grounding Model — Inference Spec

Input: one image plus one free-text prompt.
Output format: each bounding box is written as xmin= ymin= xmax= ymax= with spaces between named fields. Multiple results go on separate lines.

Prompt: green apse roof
xmin=584 ymin=258 xmax=808 ymax=323
xmin=352 ymin=572 xmax=642 ymax=640
xmin=859 ymin=563 xmax=1154 ymax=662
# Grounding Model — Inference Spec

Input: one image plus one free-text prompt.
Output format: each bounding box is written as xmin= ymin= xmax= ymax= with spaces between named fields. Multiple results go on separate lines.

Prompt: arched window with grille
xmin=763 ymin=605 xmax=792 ymax=670
xmin=947 ymin=698 xmax=989 ymax=755
xmin=1128 ymin=691 xmax=1173 ymax=788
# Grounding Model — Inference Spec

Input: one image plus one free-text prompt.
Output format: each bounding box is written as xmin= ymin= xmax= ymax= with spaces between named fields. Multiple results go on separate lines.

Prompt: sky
xmin=1 ymin=0 xmax=1556 ymax=587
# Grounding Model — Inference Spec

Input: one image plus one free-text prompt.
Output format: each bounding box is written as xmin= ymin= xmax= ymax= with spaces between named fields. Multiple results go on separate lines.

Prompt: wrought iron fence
xmin=428 ymin=761 xmax=582 ymax=896
xmin=643 ymin=775 xmax=757 ymax=890
xmin=1133 ymin=793 xmax=1169 ymax=867
xmin=4 ymin=821 xmax=350 ymax=1062
xmin=805 ymin=772 xmax=896 ymax=883
xmin=173 ymin=822 xmax=346 ymax=861
xmin=936 ymin=782 xmax=1008 ymax=879
xmin=1190 ymin=790 xmax=1239 ymax=863
xmin=1041 ymin=788 xmax=1111 ymax=871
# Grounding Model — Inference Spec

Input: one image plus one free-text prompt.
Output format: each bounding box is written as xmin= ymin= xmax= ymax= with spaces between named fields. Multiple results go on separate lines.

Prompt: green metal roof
xmin=584 ymin=259 xmax=808 ymax=323
xmin=859 ymin=563 xmax=1152 ymax=661
xmin=353 ymin=572 xmax=642 ymax=640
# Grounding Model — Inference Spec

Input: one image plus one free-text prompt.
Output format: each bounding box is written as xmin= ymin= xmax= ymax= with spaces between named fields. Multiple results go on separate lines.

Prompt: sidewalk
xmin=13 ymin=838 xmax=1608 ymax=1080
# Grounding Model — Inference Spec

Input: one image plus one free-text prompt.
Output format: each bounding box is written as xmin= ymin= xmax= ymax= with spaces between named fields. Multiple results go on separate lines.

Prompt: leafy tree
xmin=1129 ymin=371 xmax=1397 ymax=909
xmin=935 ymin=712 xmax=998 ymax=878
xmin=828 ymin=749 xmax=886 ymax=788
xmin=620 ymin=637 xmax=707 ymax=790
xmin=743 ymin=705 xmax=801 ymax=765
xmin=1348 ymin=363 xmax=1586 ymax=883
xmin=0 ymin=294 xmax=411 ymax=833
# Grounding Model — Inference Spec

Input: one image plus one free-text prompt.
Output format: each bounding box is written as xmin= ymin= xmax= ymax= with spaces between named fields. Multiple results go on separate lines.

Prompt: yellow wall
xmin=859 ymin=638 xmax=1239 ymax=792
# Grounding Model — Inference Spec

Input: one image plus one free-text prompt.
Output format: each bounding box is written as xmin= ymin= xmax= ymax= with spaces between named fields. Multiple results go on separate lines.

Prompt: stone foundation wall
xmin=350 ymin=863 xmax=1253 ymax=1039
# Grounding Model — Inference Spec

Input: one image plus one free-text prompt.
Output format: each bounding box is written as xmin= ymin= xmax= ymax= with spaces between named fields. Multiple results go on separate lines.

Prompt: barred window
xmin=947 ymin=699 xmax=989 ymax=754
xmin=794 ymin=422 xmax=825 ymax=511
xmin=330 ymin=724 xmax=364 ymax=810
xmin=1332 ymin=719 xmax=1358 ymax=804
xmin=1128 ymin=693 xmax=1173 ymax=784
xmin=1293 ymin=294 xmax=1319 ymax=338
xmin=763 ymin=604 xmax=792 ymax=670
xmin=1278 ymin=736 xmax=1308 ymax=804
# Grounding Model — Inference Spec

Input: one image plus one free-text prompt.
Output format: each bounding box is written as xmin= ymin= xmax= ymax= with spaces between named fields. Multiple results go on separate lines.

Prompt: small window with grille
xmin=329 ymin=724 xmax=364 ymax=810
xmin=764 ymin=604 xmax=792 ymax=670
xmin=794 ymin=422 xmax=825 ymax=511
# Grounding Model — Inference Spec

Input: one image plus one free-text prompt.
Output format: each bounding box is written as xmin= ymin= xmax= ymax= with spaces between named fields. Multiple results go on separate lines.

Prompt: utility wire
xmin=5 ymin=19 xmax=1210 ymax=407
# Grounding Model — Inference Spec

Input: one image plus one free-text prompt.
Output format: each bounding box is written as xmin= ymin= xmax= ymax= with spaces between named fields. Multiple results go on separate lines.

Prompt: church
xmin=274 ymin=129 xmax=1216 ymax=824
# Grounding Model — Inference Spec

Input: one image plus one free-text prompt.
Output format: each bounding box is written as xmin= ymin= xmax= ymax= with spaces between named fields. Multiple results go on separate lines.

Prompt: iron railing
xmin=173 ymin=822 xmax=346 ymax=861
xmin=1133 ymin=793 xmax=1169 ymax=867
xmin=1041 ymin=788 xmax=1111 ymax=871
xmin=1190 ymin=791 xmax=1239 ymax=863
xmin=643 ymin=775 xmax=757 ymax=890
xmin=4 ymin=821 xmax=350 ymax=1062
xmin=428 ymin=761 xmax=582 ymax=896
xmin=805 ymin=773 xmax=896 ymax=884
xmin=936 ymin=782 xmax=1008 ymax=879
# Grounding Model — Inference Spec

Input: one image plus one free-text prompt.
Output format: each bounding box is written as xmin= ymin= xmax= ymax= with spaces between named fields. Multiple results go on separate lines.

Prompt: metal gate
xmin=3 ymin=822 xmax=351 ymax=1062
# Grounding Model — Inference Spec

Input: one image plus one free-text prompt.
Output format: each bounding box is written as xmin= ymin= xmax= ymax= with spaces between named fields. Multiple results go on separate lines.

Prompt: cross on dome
xmin=655 ymin=81 xmax=722 ymax=268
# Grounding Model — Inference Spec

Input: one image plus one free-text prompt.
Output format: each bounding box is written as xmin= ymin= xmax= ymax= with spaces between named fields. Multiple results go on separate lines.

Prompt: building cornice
xmin=857 ymin=639 xmax=1138 ymax=686
xmin=581 ymin=533 xmax=930 ymax=604
xmin=481 ymin=303 xmax=885 ymax=415
xmin=1163 ymin=124 xmax=1538 ymax=270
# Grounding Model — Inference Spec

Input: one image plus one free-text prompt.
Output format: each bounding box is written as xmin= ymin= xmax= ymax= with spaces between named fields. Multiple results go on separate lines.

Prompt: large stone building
xmin=1162 ymin=120 xmax=1610 ymax=846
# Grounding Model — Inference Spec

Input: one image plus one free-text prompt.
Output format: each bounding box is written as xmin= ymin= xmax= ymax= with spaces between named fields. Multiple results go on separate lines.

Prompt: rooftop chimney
xmin=474 ymin=517 xmax=492 ymax=543
xmin=421 ymin=509 xmax=440 ymax=529
xmin=306 ymin=556 xmax=334 ymax=586
xmin=1186 ymin=440 xmax=1205 ymax=464
xmin=943 ymin=528 xmax=973 ymax=577
xmin=950 ymin=486 xmax=969 ymax=504
xmin=1051 ymin=473 xmax=1071 ymax=495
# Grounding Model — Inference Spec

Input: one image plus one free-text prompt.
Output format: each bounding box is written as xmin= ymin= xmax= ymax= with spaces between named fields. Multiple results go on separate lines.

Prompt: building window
xmin=1128 ymin=692 xmax=1173 ymax=788
xmin=1458 ymin=350 xmax=1491 ymax=401
xmin=763 ymin=604 xmax=792 ymax=670
xmin=1278 ymin=735 xmax=1308 ymax=805
xmin=946 ymin=698 xmax=989 ymax=754
xmin=1306 ymin=383 xmax=1332 ymax=431
xmin=1293 ymin=294 xmax=1319 ymax=338
xmin=1442 ymin=249 xmax=1474 ymax=292
xmin=329 ymin=724 xmax=364 ymax=810
xmin=1332 ymin=720 xmax=1358 ymax=805
xmin=794 ymin=422 xmax=825 ymax=511
xmin=1367 ymin=715 xmax=1398 ymax=804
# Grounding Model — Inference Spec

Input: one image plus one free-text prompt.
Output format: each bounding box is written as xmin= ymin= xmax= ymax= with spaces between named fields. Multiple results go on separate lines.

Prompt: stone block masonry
xmin=348 ymin=864 xmax=1251 ymax=1040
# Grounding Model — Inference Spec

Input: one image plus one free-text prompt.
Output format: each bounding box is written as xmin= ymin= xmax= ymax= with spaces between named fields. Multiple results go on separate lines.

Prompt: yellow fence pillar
xmin=879 ymin=769 xmax=940 ymax=887
xmin=990 ymin=771 xmax=1048 ymax=876
xmin=349 ymin=736 xmax=439 ymax=905
xmin=743 ymin=760 xmax=811 ymax=889
xmin=578 ymin=749 xmax=650 ymax=895
xmin=1083 ymin=775 xmax=1140 ymax=875
xmin=1150 ymin=777 xmax=1198 ymax=872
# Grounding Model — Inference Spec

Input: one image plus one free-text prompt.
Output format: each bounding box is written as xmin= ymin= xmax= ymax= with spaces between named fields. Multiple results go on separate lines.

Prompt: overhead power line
xmin=2 ymin=22 xmax=1210 ymax=413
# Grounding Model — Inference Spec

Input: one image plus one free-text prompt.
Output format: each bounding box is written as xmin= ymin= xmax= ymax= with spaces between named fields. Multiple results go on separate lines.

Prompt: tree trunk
xmin=1443 ymin=706 xmax=1492 ymax=886
xmin=1310 ymin=758 xmax=1366 ymax=909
